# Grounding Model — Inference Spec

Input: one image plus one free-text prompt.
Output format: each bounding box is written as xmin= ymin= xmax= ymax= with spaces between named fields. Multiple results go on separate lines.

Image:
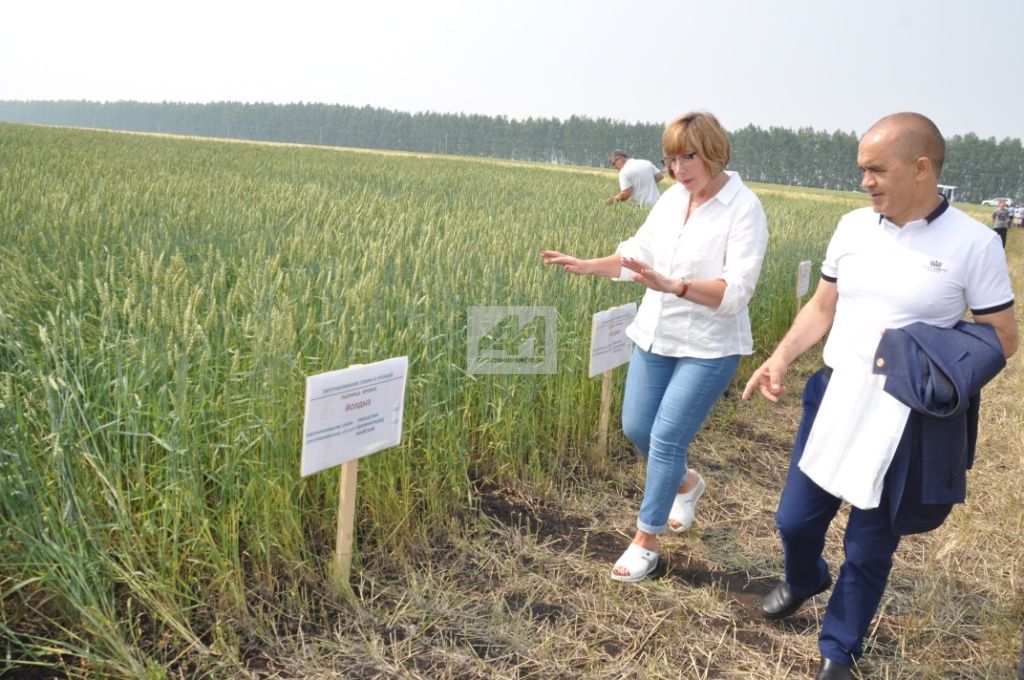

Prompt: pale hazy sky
xmin=3 ymin=0 xmax=1022 ymax=140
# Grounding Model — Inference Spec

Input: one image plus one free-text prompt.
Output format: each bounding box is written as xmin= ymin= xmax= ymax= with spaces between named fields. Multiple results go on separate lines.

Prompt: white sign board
xmin=796 ymin=260 xmax=812 ymax=298
xmin=301 ymin=356 xmax=408 ymax=477
xmin=589 ymin=302 xmax=637 ymax=378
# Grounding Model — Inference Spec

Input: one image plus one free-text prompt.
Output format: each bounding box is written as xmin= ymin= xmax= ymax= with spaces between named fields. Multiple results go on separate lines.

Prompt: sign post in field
xmin=301 ymin=356 xmax=408 ymax=594
xmin=589 ymin=303 xmax=637 ymax=458
xmin=795 ymin=260 xmax=812 ymax=315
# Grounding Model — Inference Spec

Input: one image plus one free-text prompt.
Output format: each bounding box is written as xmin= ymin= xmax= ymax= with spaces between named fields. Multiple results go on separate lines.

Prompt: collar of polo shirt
xmin=879 ymin=197 xmax=950 ymax=226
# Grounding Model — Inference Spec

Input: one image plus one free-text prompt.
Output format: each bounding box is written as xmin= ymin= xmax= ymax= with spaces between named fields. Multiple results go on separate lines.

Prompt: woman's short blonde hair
xmin=662 ymin=111 xmax=730 ymax=179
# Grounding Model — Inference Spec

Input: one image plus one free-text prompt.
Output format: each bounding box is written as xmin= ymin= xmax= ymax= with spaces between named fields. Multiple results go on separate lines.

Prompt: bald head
xmin=857 ymin=112 xmax=947 ymax=225
xmin=865 ymin=112 xmax=945 ymax=175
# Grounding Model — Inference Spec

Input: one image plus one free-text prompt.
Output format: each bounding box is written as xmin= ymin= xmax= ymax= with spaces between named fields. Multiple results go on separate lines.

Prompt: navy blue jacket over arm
xmin=873 ymin=321 xmax=1006 ymax=535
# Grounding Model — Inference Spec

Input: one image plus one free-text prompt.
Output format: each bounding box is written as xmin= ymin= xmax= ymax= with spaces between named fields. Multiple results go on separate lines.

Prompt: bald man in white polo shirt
xmin=743 ymin=112 xmax=1018 ymax=680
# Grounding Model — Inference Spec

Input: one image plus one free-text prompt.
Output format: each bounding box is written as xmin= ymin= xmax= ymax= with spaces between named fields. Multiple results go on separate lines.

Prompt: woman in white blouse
xmin=541 ymin=111 xmax=769 ymax=582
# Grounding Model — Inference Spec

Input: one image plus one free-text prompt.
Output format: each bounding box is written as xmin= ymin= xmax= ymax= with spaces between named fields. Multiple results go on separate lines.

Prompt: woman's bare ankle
xmin=677 ymin=469 xmax=699 ymax=494
xmin=632 ymin=530 xmax=659 ymax=552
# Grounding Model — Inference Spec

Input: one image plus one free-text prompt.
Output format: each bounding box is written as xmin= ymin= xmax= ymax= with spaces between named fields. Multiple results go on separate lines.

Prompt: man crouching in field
xmin=742 ymin=112 xmax=1018 ymax=680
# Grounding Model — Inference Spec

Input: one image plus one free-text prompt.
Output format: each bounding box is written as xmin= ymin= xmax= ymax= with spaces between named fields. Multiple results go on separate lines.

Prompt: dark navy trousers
xmin=775 ymin=369 xmax=902 ymax=665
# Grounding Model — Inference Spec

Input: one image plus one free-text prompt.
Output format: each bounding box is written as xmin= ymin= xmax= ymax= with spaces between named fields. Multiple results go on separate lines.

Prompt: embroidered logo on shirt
xmin=924 ymin=259 xmax=947 ymax=274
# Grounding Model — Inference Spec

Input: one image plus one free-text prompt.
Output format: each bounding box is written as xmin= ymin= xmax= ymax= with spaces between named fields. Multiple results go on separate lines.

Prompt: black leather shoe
xmin=816 ymin=658 xmax=853 ymax=679
xmin=761 ymin=574 xmax=833 ymax=620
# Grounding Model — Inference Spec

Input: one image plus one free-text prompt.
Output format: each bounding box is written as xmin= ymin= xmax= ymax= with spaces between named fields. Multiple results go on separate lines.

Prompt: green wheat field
xmin=2 ymin=123 xmax=1020 ymax=679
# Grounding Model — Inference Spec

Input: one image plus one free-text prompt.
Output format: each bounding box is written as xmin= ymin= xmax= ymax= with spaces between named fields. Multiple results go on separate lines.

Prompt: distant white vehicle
xmin=981 ymin=197 xmax=1014 ymax=207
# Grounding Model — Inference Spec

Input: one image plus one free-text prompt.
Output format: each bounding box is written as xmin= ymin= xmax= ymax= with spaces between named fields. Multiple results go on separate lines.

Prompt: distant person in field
xmin=1013 ymin=203 xmax=1024 ymax=229
xmin=607 ymin=149 xmax=664 ymax=206
xmin=992 ymin=200 xmax=1011 ymax=247
xmin=743 ymin=112 xmax=1017 ymax=680
xmin=542 ymin=111 xmax=769 ymax=583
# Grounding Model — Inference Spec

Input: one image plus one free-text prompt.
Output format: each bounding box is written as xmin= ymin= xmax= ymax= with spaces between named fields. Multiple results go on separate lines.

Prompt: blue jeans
xmin=621 ymin=347 xmax=740 ymax=534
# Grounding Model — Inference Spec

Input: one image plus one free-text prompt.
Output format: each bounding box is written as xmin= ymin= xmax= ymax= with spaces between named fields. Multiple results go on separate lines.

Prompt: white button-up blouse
xmin=616 ymin=172 xmax=769 ymax=358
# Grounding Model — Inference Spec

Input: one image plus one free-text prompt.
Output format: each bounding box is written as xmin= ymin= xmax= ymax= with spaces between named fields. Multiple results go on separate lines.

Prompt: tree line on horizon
xmin=2 ymin=100 xmax=1022 ymax=203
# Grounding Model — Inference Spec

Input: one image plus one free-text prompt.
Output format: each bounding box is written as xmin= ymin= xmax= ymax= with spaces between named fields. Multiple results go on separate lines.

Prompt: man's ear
xmin=914 ymin=156 xmax=935 ymax=180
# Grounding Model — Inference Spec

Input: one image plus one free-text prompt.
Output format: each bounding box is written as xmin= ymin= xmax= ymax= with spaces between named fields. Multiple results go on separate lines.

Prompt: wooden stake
xmin=597 ymin=370 xmax=612 ymax=459
xmin=331 ymin=459 xmax=359 ymax=594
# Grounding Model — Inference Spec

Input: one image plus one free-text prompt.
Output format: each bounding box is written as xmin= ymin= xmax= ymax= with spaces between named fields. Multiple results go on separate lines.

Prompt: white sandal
xmin=669 ymin=474 xmax=705 ymax=533
xmin=610 ymin=543 xmax=659 ymax=583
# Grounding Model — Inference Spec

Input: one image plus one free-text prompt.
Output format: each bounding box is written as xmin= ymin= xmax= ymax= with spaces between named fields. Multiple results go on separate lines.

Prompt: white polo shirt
xmin=619 ymin=158 xmax=662 ymax=206
xmin=616 ymin=172 xmax=769 ymax=358
xmin=821 ymin=201 xmax=1014 ymax=370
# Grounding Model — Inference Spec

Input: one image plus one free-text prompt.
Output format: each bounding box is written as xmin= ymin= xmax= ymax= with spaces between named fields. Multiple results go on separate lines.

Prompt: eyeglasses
xmin=662 ymin=153 xmax=698 ymax=168
xmin=659 ymin=153 xmax=700 ymax=167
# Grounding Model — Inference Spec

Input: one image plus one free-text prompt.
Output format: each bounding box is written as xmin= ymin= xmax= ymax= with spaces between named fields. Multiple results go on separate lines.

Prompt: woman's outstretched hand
xmin=539 ymin=250 xmax=589 ymax=276
xmin=621 ymin=256 xmax=679 ymax=294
